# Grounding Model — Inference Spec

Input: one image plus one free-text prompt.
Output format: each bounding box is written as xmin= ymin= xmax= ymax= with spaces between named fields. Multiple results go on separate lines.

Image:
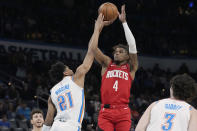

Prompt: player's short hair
xmin=49 ymin=61 xmax=66 ymax=84
xmin=112 ymin=44 xmax=129 ymax=55
xmin=31 ymin=109 xmax=44 ymax=120
xmin=170 ymin=73 xmax=196 ymax=101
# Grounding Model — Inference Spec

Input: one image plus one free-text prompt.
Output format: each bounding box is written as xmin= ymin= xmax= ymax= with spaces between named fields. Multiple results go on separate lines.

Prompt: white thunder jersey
xmin=147 ymin=98 xmax=192 ymax=131
xmin=50 ymin=76 xmax=85 ymax=129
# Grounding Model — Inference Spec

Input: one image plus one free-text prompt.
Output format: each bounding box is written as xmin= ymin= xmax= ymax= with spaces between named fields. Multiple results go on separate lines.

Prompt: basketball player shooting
xmin=93 ymin=5 xmax=138 ymax=131
xmin=135 ymin=74 xmax=197 ymax=131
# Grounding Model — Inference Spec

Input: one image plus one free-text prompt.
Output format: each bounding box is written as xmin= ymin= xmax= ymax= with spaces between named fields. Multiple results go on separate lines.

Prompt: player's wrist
xmin=121 ymin=19 xmax=127 ymax=23
xmin=94 ymin=29 xmax=101 ymax=34
xmin=122 ymin=21 xmax=127 ymax=26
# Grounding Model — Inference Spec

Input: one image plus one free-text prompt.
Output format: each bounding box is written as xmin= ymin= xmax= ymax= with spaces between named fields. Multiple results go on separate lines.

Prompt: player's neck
xmin=170 ymin=91 xmax=175 ymax=99
xmin=114 ymin=61 xmax=127 ymax=66
xmin=170 ymin=95 xmax=175 ymax=99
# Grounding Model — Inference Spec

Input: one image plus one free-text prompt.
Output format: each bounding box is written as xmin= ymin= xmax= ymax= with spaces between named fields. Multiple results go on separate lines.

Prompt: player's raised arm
xmin=119 ymin=5 xmax=138 ymax=79
xmin=74 ymin=14 xmax=111 ymax=86
xmin=91 ymin=14 xmax=112 ymax=68
xmin=42 ymin=96 xmax=56 ymax=131
xmin=73 ymin=38 xmax=94 ymax=87
xmin=135 ymin=102 xmax=155 ymax=131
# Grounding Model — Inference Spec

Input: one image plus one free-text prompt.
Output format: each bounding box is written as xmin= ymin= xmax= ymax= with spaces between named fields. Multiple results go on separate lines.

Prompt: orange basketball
xmin=98 ymin=2 xmax=119 ymax=21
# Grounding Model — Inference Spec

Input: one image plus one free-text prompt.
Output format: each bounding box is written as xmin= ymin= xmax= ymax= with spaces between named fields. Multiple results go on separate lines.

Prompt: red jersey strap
xmin=126 ymin=63 xmax=131 ymax=72
xmin=108 ymin=61 xmax=113 ymax=68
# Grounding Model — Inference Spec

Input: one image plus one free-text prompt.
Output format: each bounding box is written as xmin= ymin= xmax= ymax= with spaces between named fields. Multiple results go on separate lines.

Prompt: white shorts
xmin=50 ymin=120 xmax=81 ymax=131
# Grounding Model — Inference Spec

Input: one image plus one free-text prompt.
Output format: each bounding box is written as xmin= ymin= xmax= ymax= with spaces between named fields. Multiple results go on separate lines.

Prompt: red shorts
xmin=97 ymin=105 xmax=131 ymax=131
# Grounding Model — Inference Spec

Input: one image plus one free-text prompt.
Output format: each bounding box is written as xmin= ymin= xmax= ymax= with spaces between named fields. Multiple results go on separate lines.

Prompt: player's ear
xmin=63 ymin=71 xmax=68 ymax=76
xmin=30 ymin=119 xmax=33 ymax=125
xmin=63 ymin=66 xmax=69 ymax=76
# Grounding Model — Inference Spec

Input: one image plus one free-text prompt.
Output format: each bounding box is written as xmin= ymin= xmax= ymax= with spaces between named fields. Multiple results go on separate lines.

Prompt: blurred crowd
xmin=0 ymin=52 xmax=196 ymax=131
xmin=0 ymin=0 xmax=197 ymax=130
xmin=0 ymin=0 xmax=196 ymax=57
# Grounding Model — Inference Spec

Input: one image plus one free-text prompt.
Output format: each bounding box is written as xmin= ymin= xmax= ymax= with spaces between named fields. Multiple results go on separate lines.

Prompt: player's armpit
xmin=44 ymin=96 xmax=56 ymax=126
xmin=188 ymin=108 xmax=197 ymax=131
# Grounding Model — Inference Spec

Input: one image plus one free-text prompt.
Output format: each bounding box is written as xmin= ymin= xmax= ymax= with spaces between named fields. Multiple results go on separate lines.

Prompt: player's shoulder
xmin=189 ymin=105 xmax=197 ymax=111
xmin=190 ymin=106 xmax=197 ymax=117
xmin=148 ymin=101 xmax=159 ymax=109
xmin=153 ymin=98 xmax=167 ymax=104
xmin=149 ymin=99 xmax=167 ymax=109
xmin=193 ymin=108 xmax=197 ymax=113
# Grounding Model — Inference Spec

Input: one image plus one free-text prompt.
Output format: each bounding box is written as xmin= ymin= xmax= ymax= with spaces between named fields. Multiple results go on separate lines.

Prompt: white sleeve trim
xmin=122 ymin=22 xmax=137 ymax=54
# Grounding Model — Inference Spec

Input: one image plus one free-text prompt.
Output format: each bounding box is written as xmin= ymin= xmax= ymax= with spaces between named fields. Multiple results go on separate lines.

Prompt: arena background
xmin=0 ymin=0 xmax=197 ymax=130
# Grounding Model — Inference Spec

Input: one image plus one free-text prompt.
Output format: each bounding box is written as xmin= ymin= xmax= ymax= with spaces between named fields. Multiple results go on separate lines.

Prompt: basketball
xmin=98 ymin=2 xmax=119 ymax=21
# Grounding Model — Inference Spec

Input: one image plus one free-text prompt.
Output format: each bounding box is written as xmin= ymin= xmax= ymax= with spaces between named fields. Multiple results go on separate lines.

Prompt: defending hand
xmin=94 ymin=13 xmax=112 ymax=33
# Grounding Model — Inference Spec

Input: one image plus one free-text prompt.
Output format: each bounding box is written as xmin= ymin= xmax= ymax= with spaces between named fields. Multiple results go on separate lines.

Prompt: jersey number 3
xmin=58 ymin=92 xmax=73 ymax=111
xmin=113 ymin=80 xmax=118 ymax=91
xmin=162 ymin=113 xmax=176 ymax=131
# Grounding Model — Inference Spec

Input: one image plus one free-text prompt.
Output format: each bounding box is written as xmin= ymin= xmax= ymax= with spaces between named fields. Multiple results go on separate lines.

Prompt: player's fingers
xmin=98 ymin=13 xmax=105 ymax=22
xmin=121 ymin=5 xmax=123 ymax=13
xmin=101 ymin=14 xmax=104 ymax=21
xmin=98 ymin=13 xmax=103 ymax=20
xmin=121 ymin=4 xmax=125 ymax=13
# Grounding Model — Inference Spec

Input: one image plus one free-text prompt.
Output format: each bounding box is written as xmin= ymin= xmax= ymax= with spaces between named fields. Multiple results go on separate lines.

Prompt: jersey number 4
xmin=162 ymin=113 xmax=176 ymax=131
xmin=58 ymin=92 xmax=73 ymax=111
xmin=113 ymin=80 xmax=118 ymax=91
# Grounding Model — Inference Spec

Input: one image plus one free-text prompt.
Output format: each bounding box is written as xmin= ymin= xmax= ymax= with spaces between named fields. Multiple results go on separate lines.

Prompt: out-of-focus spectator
xmin=6 ymin=82 xmax=20 ymax=102
xmin=0 ymin=101 xmax=7 ymax=119
xmin=0 ymin=115 xmax=10 ymax=129
xmin=16 ymin=100 xmax=31 ymax=120
xmin=86 ymin=123 xmax=95 ymax=131
xmin=0 ymin=82 xmax=7 ymax=99
xmin=16 ymin=65 xmax=27 ymax=79
xmin=7 ymin=102 xmax=16 ymax=120
xmin=130 ymin=104 xmax=140 ymax=124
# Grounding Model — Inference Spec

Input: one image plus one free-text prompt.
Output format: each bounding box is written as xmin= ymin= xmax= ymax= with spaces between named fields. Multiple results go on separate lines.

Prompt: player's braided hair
xmin=49 ymin=61 xmax=65 ymax=85
xmin=170 ymin=73 xmax=196 ymax=101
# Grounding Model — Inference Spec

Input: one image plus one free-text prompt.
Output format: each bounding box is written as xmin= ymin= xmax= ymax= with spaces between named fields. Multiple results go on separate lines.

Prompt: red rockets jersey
xmin=101 ymin=61 xmax=133 ymax=105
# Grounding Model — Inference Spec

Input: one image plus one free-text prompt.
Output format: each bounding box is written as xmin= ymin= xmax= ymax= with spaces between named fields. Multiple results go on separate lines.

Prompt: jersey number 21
xmin=58 ymin=92 xmax=73 ymax=111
